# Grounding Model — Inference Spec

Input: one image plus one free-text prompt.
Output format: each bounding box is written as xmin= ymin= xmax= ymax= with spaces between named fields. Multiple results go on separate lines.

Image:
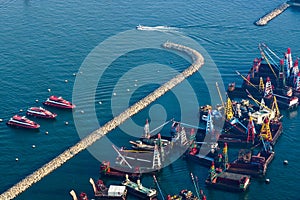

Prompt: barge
xmin=122 ymin=175 xmax=157 ymax=200
xmin=205 ymin=162 xmax=250 ymax=192
xmin=90 ymin=178 xmax=127 ymax=200
xmin=226 ymin=146 xmax=274 ymax=177
xmin=100 ymin=161 xmax=141 ymax=180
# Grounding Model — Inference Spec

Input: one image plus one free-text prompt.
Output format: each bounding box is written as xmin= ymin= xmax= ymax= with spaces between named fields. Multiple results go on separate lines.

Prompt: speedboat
xmin=136 ymin=24 xmax=144 ymax=30
xmin=43 ymin=96 xmax=75 ymax=109
xmin=7 ymin=115 xmax=40 ymax=129
xmin=26 ymin=107 xmax=57 ymax=119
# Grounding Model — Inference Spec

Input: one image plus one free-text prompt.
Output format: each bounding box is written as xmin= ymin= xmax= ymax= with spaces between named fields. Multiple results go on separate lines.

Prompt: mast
xmin=259 ymin=77 xmax=264 ymax=92
xmin=153 ymin=175 xmax=165 ymax=200
xmin=295 ymin=72 xmax=300 ymax=91
xmin=216 ymin=82 xmax=225 ymax=109
xmin=279 ymin=59 xmax=286 ymax=87
xmin=190 ymin=172 xmax=200 ymax=199
xmin=246 ymin=116 xmax=256 ymax=144
xmin=264 ymin=77 xmax=273 ymax=98
xmin=144 ymin=119 xmax=150 ymax=138
xmin=260 ymin=117 xmax=273 ymax=142
xmin=225 ymin=97 xmax=234 ymax=120
xmin=152 ymin=144 xmax=161 ymax=169
xmin=271 ymin=96 xmax=280 ymax=119
xmin=222 ymin=142 xmax=228 ymax=167
xmin=292 ymin=59 xmax=299 ymax=76
xmin=206 ymin=110 xmax=214 ymax=134
xmin=208 ymin=161 xmax=217 ymax=182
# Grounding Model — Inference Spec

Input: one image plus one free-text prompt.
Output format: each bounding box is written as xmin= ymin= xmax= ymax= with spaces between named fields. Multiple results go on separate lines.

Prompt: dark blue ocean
xmin=1 ymin=0 xmax=300 ymax=199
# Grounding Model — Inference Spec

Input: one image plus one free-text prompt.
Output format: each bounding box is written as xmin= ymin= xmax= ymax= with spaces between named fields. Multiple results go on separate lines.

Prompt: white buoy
xmin=32 ymin=145 xmax=36 ymax=148
xmin=65 ymin=121 xmax=69 ymax=125
xmin=45 ymin=131 xmax=49 ymax=135
xmin=127 ymin=89 xmax=130 ymax=92
xmin=35 ymin=99 xmax=39 ymax=103
xmin=48 ymin=88 xmax=51 ymax=92
xmin=134 ymin=84 xmax=138 ymax=87
xmin=283 ymin=160 xmax=288 ymax=165
xmin=265 ymin=178 xmax=270 ymax=184
xmin=157 ymin=70 xmax=160 ymax=72
xmin=15 ymin=158 xmax=19 ymax=162
xmin=19 ymin=109 xmax=23 ymax=112
xmin=98 ymin=101 xmax=102 ymax=105
xmin=135 ymin=79 xmax=138 ymax=82
xmin=113 ymin=92 xmax=117 ymax=96
xmin=64 ymin=79 xmax=68 ymax=83
xmin=73 ymin=73 xmax=76 ymax=76
xmin=80 ymin=110 xmax=84 ymax=114
xmin=0 ymin=119 xmax=3 ymax=122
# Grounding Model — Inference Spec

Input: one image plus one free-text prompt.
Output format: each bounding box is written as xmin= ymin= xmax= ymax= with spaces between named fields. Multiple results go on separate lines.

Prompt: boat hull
xmin=6 ymin=121 xmax=40 ymax=130
xmin=43 ymin=102 xmax=74 ymax=109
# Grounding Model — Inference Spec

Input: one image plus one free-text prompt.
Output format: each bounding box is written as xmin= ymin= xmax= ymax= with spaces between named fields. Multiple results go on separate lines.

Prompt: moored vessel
xmin=205 ymin=162 xmax=251 ymax=192
xmin=26 ymin=107 xmax=57 ymax=119
xmin=43 ymin=95 xmax=75 ymax=109
xmin=90 ymin=178 xmax=127 ymax=200
xmin=7 ymin=115 xmax=40 ymax=129
xmin=122 ymin=175 xmax=157 ymax=200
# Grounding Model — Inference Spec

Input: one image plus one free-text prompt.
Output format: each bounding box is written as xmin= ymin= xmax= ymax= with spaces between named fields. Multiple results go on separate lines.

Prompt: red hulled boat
xmin=43 ymin=96 xmax=75 ymax=109
xmin=7 ymin=115 xmax=40 ymax=129
xmin=26 ymin=107 xmax=57 ymax=119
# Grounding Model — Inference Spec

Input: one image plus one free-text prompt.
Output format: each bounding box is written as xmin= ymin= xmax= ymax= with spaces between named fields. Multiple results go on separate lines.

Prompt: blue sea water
xmin=0 ymin=0 xmax=300 ymax=199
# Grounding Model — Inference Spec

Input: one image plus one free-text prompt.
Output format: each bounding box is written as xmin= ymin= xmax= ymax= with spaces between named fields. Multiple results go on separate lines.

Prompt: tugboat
xmin=122 ymin=174 xmax=157 ymax=200
xmin=205 ymin=162 xmax=251 ymax=192
xmin=7 ymin=115 xmax=40 ymax=129
xmin=90 ymin=178 xmax=127 ymax=200
xmin=43 ymin=95 xmax=75 ymax=109
xmin=26 ymin=107 xmax=57 ymax=119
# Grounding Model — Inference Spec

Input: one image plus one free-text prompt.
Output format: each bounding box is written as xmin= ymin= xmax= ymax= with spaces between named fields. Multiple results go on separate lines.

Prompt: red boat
xmin=26 ymin=107 xmax=57 ymax=119
xmin=43 ymin=96 xmax=75 ymax=109
xmin=7 ymin=115 xmax=40 ymax=129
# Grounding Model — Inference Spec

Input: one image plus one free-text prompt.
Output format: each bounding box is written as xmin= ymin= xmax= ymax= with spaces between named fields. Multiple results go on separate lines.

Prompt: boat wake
xmin=136 ymin=25 xmax=179 ymax=32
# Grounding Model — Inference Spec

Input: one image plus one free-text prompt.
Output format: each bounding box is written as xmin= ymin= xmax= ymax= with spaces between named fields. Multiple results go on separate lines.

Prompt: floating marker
xmin=19 ymin=109 xmax=23 ymax=112
xmin=135 ymin=79 xmax=138 ymax=82
xmin=0 ymin=119 xmax=3 ymax=122
xmin=283 ymin=160 xmax=288 ymax=165
xmin=157 ymin=70 xmax=160 ymax=72
xmin=35 ymin=99 xmax=39 ymax=103
xmin=15 ymin=158 xmax=19 ymax=162
xmin=127 ymin=89 xmax=130 ymax=92
xmin=73 ymin=73 xmax=76 ymax=76
xmin=265 ymin=178 xmax=270 ymax=184
xmin=113 ymin=92 xmax=117 ymax=96
xmin=80 ymin=110 xmax=84 ymax=114
xmin=45 ymin=131 xmax=49 ymax=135
xmin=65 ymin=121 xmax=69 ymax=125
xmin=48 ymin=88 xmax=51 ymax=92
xmin=32 ymin=145 xmax=36 ymax=148
xmin=64 ymin=79 xmax=68 ymax=83
xmin=98 ymin=101 xmax=102 ymax=105
xmin=134 ymin=84 xmax=138 ymax=87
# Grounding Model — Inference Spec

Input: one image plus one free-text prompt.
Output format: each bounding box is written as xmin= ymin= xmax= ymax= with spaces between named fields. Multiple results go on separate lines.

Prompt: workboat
xmin=205 ymin=162 xmax=250 ymax=192
xmin=100 ymin=161 xmax=141 ymax=180
xmin=226 ymin=145 xmax=275 ymax=177
xmin=7 ymin=115 xmax=40 ymax=129
xmin=90 ymin=178 xmax=127 ymax=200
xmin=43 ymin=95 xmax=75 ymax=109
xmin=122 ymin=175 xmax=157 ymax=200
xmin=185 ymin=142 xmax=219 ymax=167
xmin=26 ymin=107 xmax=57 ymax=119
